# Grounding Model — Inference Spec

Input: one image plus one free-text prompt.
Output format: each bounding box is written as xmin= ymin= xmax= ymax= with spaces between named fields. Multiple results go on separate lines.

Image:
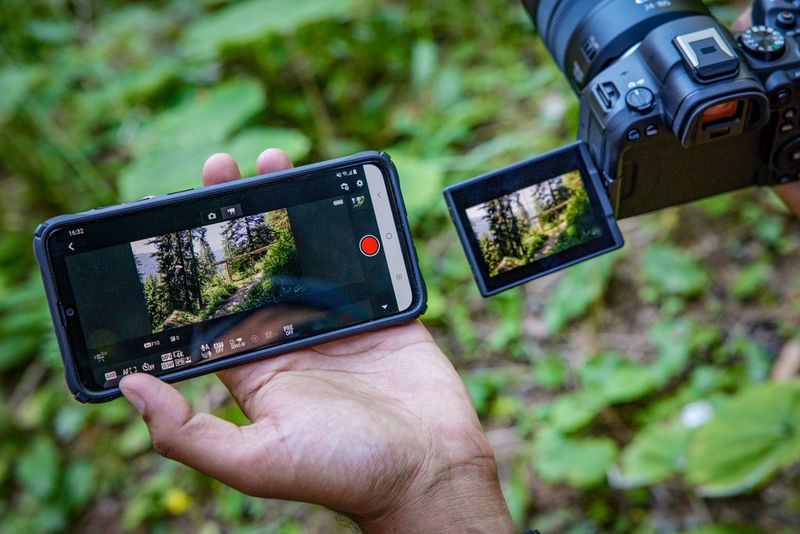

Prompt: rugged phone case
xmin=34 ymin=151 xmax=427 ymax=403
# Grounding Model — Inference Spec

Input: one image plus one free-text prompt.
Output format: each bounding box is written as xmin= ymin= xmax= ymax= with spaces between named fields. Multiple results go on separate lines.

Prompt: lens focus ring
xmin=546 ymin=0 xmax=608 ymax=70
xmin=531 ymin=0 xmax=710 ymax=90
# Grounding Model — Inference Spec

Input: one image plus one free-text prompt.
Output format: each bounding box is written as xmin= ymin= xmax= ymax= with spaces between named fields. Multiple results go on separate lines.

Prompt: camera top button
xmin=774 ymin=88 xmax=793 ymax=107
xmin=777 ymin=11 xmax=797 ymax=30
xmin=625 ymin=88 xmax=655 ymax=114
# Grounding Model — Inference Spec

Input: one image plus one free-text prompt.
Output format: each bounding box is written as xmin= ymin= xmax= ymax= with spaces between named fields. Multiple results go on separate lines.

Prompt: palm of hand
xmin=219 ymin=321 xmax=486 ymax=517
xmin=120 ymin=149 xmax=509 ymax=532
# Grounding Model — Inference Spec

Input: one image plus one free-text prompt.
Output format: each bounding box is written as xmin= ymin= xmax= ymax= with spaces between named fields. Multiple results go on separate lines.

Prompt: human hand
xmin=119 ymin=149 xmax=515 ymax=534
xmin=733 ymin=7 xmax=800 ymax=217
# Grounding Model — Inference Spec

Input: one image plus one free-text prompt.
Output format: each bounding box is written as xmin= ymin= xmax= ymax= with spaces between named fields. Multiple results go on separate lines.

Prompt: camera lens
xmin=525 ymin=0 xmax=710 ymax=90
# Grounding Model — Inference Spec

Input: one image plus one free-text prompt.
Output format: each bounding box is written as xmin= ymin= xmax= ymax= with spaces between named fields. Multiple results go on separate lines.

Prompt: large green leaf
xmin=15 ymin=437 xmax=60 ymax=499
xmin=130 ymin=80 xmax=265 ymax=155
xmin=731 ymin=261 xmax=772 ymax=301
xmin=120 ymin=80 xmax=310 ymax=199
xmin=223 ymin=127 xmax=311 ymax=177
xmin=548 ymin=391 xmax=606 ymax=433
xmin=642 ymin=245 xmax=710 ymax=299
xmin=544 ymin=252 xmax=620 ymax=334
xmin=580 ymin=352 xmax=659 ymax=404
xmin=649 ymin=319 xmax=721 ymax=387
xmin=533 ymin=426 xmax=617 ymax=488
xmin=615 ymin=421 xmax=691 ymax=487
xmin=686 ymin=381 xmax=800 ymax=496
xmin=0 ymin=65 xmax=40 ymax=122
xmin=183 ymin=0 xmax=364 ymax=56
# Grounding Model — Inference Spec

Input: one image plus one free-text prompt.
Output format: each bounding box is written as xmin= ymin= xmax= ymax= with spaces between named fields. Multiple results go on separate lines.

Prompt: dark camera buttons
xmin=780 ymin=122 xmax=795 ymax=134
xmin=57 ymin=302 xmax=75 ymax=326
xmin=775 ymin=136 xmax=800 ymax=169
xmin=777 ymin=11 xmax=797 ymax=30
xmin=785 ymin=108 xmax=797 ymax=120
xmin=645 ymin=125 xmax=659 ymax=137
xmin=625 ymin=88 xmax=655 ymax=114
xmin=775 ymin=88 xmax=793 ymax=107
xmin=627 ymin=129 xmax=641 ymax=142
xmin=595 ymin=82 xmax=620 ymax=109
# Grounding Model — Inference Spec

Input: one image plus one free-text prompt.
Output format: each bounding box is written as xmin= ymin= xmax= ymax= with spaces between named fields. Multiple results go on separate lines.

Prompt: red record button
xmin=359 ymin=235 xmax=381 ymax=257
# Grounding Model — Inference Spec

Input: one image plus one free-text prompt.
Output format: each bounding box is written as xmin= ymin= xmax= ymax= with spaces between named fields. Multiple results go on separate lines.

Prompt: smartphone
xmin=444 ymin=143 xmax=623 ymax=297
xmin=35 ymin=152 xmax=426 ymax=403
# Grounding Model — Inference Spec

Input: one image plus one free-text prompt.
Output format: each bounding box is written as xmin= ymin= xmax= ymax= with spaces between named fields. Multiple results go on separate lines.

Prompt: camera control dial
xmin=740 ymin=25 xmax=786 ymax=61
xmin=625 ymin=87 xmax=655 ymax=114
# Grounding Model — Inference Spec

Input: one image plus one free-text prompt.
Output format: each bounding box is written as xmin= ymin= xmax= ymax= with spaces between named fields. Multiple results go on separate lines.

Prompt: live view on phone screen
xmin=47 ymin=163 xmax=416 ymax=392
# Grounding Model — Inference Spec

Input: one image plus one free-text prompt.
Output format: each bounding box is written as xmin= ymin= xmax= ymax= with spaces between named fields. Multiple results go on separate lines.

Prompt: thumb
xmin=119 ymin=374 xmax=251 ymax=487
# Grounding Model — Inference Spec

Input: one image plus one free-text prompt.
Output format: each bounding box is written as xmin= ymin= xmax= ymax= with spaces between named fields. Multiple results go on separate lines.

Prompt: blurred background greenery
xmin=2 ymin=0 xmax=800 ymax=532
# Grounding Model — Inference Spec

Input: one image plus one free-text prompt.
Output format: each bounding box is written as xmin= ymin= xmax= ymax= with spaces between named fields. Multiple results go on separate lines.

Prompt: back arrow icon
xmin=68 ymin=242 xmax=75 ymax=251
xmin=381 ymin=304 xmax=388 ymax=310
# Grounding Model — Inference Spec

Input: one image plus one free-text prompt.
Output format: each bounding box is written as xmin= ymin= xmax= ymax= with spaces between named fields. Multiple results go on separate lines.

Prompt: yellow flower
xmin=164 ymin=488 xmax=192 ymax=515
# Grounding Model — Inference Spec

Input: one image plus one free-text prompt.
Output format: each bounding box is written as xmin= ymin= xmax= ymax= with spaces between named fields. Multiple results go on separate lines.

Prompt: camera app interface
xmin=465 ymin=170 xmax=603 ymax=278
xmin=48 ymin=163 xmax=414 ymax=391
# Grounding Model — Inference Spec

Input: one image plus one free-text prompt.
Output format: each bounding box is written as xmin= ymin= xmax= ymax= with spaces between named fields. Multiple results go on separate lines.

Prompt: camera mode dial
xmin=740 ymin=25 xmax=786 ymax=61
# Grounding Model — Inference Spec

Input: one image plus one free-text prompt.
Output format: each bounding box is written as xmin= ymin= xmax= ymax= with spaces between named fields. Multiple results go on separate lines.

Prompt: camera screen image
xmin=466 ymin=170 xmax=603 ymax=278
xmin=444 ymin=142 xmax=624 ymax=296
xmin=131 ymin=208 xmax=300 ymax=334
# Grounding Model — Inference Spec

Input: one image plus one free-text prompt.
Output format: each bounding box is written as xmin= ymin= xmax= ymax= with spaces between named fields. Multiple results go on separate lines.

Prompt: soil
xmin=213 ymin=272 xmax=264 ymax=318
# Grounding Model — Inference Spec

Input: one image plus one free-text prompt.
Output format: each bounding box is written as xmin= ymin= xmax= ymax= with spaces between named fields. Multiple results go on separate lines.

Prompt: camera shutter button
xmin=625 ymin=88 xmax=655 ymax=114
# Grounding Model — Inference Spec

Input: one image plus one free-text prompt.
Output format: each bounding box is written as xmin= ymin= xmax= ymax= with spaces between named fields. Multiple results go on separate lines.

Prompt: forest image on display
xmin=132 ymin=209 xmax=301 ymax=333
xmin=467 ymin=171 xmax=602 ymax=277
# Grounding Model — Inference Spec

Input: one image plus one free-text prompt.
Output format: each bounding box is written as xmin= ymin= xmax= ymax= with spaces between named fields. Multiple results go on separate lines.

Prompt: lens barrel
xmin=525 ymin=0 xmax=711 ymax=90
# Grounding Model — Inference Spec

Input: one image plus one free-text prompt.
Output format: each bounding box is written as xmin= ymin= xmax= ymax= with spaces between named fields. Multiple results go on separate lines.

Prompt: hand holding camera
xmin=447 ymin=0 xmax=800 ymax=295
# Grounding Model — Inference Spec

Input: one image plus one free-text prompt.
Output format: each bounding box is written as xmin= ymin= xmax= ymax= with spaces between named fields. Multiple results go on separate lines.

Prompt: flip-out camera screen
xmin=444 ymin=143 xmax=623 ymax=296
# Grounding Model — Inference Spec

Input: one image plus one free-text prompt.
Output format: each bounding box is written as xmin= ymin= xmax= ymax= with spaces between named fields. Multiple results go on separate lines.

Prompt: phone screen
xmin=46 ymin=162 xmax=416 ymax=392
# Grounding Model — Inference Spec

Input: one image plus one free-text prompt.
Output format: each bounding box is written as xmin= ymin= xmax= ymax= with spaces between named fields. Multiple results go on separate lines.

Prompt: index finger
xmin=202 ymin=153 xmax=242 ymax=186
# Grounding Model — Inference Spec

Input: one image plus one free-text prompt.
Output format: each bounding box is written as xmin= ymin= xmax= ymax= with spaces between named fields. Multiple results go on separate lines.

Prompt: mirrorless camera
xmin=445 ymin=0 xmax=800 ymax=296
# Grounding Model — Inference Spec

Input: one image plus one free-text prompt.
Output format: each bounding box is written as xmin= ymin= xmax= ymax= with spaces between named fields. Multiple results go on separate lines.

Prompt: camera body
xmin=445 ymin=1 xmax=800 ymax=297
xmin=524 ymin=0 xmax=800 ymax=219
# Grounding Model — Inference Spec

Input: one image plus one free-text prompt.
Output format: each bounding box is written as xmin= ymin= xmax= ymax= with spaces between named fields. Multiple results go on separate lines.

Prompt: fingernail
xmin=120 ymin=380 xmax=146 ymax=414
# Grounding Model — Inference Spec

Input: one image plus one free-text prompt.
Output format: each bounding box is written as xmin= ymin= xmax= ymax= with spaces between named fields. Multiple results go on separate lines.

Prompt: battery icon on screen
xmin=333 ymin=199 xmax=344 ymax=206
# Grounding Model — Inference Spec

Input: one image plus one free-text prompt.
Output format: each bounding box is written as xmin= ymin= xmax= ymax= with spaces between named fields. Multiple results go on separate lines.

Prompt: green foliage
xmin=532 ymin=355 xmax=568 ymax=391
xmin=617 ymin=421 xmax=692 ymax=487
xmin=182 ymin=0 xmax=365 ymax=56
xmin=687 ymin=381 xmax=800 ymax=497
xmin=544 ymin=252 xmax=619 ymax=334
xmin=533 ymin=426 xmax=617 ymax=488
xmin=642 ymin=245 xmax=710 ymax=300
xmin=200 ymin=276 xmax=237 ymax=320
xmin=732 ymin=261 xmax=772 ymax=301
xmin=2 ymin=0 xmax=799 ymax=531
xmin=120 ymin=80 xmax=312 ymax=199
xmin=682 ymin=526 xmax=762 ymax=534
xmin=580 ymin=352 xmax=660 ymax=404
